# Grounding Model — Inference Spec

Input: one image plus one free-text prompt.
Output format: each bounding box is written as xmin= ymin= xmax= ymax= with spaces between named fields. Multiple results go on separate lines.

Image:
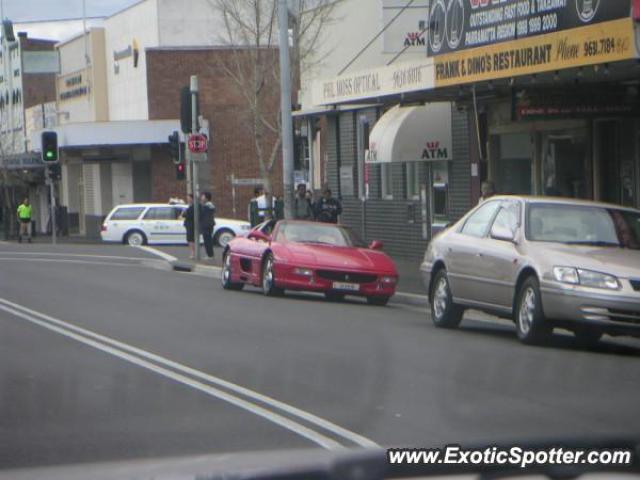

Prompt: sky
xmin=1 ymin=0 xmax=139 ymax=22
xmin=2 ymin=0 xmax=140 ymax=42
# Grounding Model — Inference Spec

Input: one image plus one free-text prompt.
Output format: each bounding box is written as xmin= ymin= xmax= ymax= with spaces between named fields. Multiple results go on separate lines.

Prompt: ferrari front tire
xmin=221 ymin=251 xmax=244 ymax=291
xmin=261 ymin=254 xmax=284 ymax=296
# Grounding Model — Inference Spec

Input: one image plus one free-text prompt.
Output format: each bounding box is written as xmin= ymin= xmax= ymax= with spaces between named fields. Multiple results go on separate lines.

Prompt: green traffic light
xmin=46 ymin=151 xmax=54 ymax=159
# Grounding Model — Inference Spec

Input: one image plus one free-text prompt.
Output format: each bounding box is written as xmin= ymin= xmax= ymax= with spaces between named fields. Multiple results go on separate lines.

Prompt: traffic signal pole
xmin=46 ymin=168 xmax=56 ymax=245
xmin=191 ymin=75 xmax=201 ymax=262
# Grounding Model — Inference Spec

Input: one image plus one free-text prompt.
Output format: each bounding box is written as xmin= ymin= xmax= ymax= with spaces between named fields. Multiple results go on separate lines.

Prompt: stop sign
xmin=188 ymin=134 xmax=207 ymax=153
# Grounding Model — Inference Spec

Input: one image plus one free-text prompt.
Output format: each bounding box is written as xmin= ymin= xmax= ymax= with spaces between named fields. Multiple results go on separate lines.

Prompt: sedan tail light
xmin=100 ymin=224 xmax=108 ymax=232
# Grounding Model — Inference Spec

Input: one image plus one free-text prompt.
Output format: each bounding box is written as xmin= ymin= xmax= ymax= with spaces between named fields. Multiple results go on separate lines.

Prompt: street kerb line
xmin=0 ymin=258 xmax=143 ymax=268
xmin=0 ymin=297 xmax=378 ymax=450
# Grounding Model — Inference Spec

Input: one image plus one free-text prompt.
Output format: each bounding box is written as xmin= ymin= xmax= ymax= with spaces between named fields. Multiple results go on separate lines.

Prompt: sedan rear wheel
xmin=430 ymin=269 xmax=463 ymax=329
xmin=221 ymin=252 xmax=244 ymax=291
xmin=261 ymin=254 xmax=284 ymax=296
xmin=125 ymin=230 xmax=146 ymax=247
xmin=515 ymin=276 xmax=551 ymax=345
xmin=215 ymin=229 xmax=235 ymax=248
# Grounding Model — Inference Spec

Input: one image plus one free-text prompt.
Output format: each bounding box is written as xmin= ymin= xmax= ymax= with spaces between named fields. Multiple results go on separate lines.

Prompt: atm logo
xmin=404 ymin=31 xmax=426 ymax=47
xmin=422 ymin=141 xmax=449 ymax=160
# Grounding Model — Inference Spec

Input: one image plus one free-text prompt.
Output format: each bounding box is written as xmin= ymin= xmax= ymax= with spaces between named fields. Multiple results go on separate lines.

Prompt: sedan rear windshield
xmin=526 ymin=203 xmax=640 ymax=249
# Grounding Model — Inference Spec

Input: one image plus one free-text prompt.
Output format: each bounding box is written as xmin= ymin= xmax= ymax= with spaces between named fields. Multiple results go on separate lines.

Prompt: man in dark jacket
xmin=200 ymin=192 xmax=216 ymax=260
xmin=293 ymin=184 xmax=313 ymax=220
xmin=316 ymin=188 xmax=342 ymax=223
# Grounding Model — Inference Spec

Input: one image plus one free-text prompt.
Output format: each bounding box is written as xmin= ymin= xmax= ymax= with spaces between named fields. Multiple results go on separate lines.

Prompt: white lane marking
xmin=0 ymin=302 xmax=342 ymax=450
xmin=136 ymin=245 xmax=178 ymax=263
xmin=0 ymin=297 xmax=378 ymax=449
xmin=0 ymin=258 xmax=139 ymax=267
xmin=0 ymin=251 xmax=151 ymax=261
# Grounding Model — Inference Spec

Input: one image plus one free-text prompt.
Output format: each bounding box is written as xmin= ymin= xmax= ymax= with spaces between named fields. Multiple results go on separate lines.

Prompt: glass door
xmin=542 ymin=129 xmax=589 ymax=199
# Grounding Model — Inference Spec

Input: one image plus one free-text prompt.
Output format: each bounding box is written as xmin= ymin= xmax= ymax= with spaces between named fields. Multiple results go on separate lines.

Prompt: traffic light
xmin=168 ymin=130 xmax=180 ymax=164
xmin=176 ymin=162 xmax=186 ymax=181
xmin=41 ymin=131 xmax=59 ymax=163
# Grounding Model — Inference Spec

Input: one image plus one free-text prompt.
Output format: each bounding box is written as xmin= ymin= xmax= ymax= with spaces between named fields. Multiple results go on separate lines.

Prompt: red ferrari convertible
xmin=221 ymin=220 xmax=398 ymax=305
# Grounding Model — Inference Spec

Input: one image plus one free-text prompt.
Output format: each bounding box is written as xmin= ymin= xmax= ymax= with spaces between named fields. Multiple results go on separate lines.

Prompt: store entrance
xmin=542 ymin=130 xmax=589 ymax=199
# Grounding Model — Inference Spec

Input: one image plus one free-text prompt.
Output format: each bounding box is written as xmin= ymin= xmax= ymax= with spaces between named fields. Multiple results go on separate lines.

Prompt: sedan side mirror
xmin=248 ymin=230 xmax=270 ymax=242
xmin=491 ymin=225 xmax=515 ymax=243
xmin=369 ymin=240 xmax=384 ymax=250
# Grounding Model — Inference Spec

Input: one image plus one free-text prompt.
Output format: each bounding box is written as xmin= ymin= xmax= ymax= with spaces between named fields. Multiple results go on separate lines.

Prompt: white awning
xmin=365 ymin=104 xmax=452 ymax=164
xmin=31 ymin=119 xmax=180 ymax=150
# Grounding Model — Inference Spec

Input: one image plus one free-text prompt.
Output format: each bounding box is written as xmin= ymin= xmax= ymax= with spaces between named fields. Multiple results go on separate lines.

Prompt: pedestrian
xmin=17 ymin=198 xmax=32 ymax=243
xmin=293 ymin=184 xmax=313 ymax=220
xmin=200 ymin=191 xmax=216 ymax=260
xmin=256 ymin=190 xmax=275 ymax=221
xmin=248 ymin=187 xmax=263 ymax=226
xmin=182 ymin=194 xmax=195 ymax=259
xmin=478 ymin=180 xmax=496 ymax=204
xmin=316 ymin=188 xmax=342 ymax=223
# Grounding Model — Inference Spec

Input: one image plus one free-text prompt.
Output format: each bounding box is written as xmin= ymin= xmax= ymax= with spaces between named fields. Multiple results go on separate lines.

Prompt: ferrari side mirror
xmin=369 ymin=240 xmax=384 ymax=250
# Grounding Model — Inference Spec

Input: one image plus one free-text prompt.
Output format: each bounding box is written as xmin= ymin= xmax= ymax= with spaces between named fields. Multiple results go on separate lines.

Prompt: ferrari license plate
xmin=332 ymin=282 xmax=360 ymax=291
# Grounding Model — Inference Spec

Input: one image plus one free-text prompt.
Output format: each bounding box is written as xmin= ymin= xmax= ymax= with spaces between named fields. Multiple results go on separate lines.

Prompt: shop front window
xmin=495 ymin=133 xmax=532 ymax=195
xmin=542 ymin=130 xmax=589 ymax=199
xmin=405 ymin=162 xmax=420 ymax=200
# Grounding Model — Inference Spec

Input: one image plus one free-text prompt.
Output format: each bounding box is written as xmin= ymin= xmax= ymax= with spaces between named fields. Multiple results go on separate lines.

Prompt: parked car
xmin=421 ymin=196 xmax=640 ymax=345
xmin=221 ymin=220 xmax=398 ymax=305
xmin=101 ymin=203 xmax=251 ymax=247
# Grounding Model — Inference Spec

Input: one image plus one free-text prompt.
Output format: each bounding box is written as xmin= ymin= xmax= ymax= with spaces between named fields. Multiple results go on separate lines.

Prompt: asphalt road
xmin=1 ymin=242 xmax=639 ymax=471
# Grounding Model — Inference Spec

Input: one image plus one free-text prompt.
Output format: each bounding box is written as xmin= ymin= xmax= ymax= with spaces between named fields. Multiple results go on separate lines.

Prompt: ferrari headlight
xmin=293 ymin=267 xmax=313 ymax=277
xmin=553 ymin=267 xmax=620 ymax=290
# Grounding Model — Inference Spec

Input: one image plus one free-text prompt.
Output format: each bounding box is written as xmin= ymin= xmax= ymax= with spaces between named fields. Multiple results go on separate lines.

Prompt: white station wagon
xmin=100 ymin=203 xmax=251 ymax=248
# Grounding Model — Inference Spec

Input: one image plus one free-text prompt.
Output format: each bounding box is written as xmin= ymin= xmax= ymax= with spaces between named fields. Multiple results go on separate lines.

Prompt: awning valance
xmin=365 ymin=104 xmax=452 ymax=164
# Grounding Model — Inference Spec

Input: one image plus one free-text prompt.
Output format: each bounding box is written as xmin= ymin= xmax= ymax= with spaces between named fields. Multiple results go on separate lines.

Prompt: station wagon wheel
xmin=430 ymin=269 xmax=463 ymax=328
xmin=125 ymin=230 xmax=146 ymax=247
xmin=515 ymin=276 xmax=551 ymax=345
xmin=215 ymin=229 xmax=235 ymax=248
xmin=261 ymin=254 xmax=284 ymax=297
xmin=221 ymin=251 xmax=244 ymax=291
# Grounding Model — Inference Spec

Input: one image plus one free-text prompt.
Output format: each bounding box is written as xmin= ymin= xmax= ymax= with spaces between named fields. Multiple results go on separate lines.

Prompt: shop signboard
xmin=516 ymin=89 xmax=640 ymax=119
xmin=429 ymin=0 xmax=638 ymax=87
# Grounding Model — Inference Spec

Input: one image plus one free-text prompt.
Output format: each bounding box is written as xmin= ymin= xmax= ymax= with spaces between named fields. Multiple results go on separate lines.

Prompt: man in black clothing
xmin=316 ymin=188 xmax=342 ymax=223
xmin=200 ymin=191 xmax=216 ymax=260
xmin=182 ymin=194 xmax=195 ymax=259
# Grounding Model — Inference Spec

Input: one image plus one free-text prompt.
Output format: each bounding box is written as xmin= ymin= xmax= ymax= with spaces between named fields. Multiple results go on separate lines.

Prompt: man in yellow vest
xmin=17 ymin=198 xmax=32 ymax=243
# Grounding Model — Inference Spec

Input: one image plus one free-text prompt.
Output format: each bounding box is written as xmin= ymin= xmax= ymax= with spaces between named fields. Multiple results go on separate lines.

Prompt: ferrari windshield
xmin=526 ymin=203 xmax=640 ymax=249
xmin=275 ymin=222 xmax=366 ymax=247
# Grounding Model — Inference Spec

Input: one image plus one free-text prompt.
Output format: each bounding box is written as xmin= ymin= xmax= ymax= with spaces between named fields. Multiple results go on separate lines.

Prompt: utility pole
xmin=190 ymin=75 xmax=200 ymax=261
xmin=278 ymin=0 xmax=295 ymax=219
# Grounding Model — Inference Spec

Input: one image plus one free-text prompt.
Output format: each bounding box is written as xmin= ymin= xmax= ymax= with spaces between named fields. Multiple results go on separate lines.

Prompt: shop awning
xmin=365 ymin=104 xmax=452 ymax=164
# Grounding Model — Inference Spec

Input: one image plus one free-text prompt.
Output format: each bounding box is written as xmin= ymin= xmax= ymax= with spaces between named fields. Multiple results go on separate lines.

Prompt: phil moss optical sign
xmin=428 ymin=0 xmax=638 ymax=87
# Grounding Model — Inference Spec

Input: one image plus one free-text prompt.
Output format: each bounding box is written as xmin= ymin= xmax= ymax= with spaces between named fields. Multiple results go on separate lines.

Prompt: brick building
xmin=147 ymin=47 xmax=282 ymax=219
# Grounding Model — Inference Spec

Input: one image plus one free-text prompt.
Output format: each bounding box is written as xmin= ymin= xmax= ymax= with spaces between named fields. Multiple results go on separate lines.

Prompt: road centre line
xmin=0 ymin=297 xmax=378 ymax=449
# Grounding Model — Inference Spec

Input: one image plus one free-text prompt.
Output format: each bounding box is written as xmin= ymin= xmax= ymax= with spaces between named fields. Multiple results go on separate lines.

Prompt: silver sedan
xmin=420 ymin=196 xmax=640 ymax=345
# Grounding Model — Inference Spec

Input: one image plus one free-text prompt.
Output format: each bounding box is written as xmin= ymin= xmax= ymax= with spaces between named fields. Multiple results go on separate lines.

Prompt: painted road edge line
xmin=0 ymin=297 xmax=378 ymax=449
xmin=0 ymin=302 xmax=343 ymax=450
xmin=135 ymin=245 xmax=178 ymax=263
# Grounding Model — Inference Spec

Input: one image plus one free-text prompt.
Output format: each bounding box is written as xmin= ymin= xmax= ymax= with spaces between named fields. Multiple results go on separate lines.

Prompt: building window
xmin=381 ymin=164 xmax=393 ymax=199
xmin=406 ymin=162 xmax=420 ymax=199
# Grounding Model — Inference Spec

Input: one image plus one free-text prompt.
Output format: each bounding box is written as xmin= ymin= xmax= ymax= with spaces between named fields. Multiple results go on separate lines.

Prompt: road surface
xmin=0 ymin=243 xmax=639 ymax=470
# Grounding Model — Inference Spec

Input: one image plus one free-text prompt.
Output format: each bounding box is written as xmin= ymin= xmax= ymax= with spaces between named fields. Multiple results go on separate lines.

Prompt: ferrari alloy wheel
xmin=261 ymin=254 xmax=284 ymax=296
xmin=221 ymin=252 xmax=243 ymax=291
xmin=430 ymin=269 xmax=463 ymax=329
xmin=515 ymin=276 xmax=551 ymax=345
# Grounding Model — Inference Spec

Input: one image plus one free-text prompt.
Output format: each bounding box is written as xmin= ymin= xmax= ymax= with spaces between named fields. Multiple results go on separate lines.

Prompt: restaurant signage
xmin=430 ymin=0 xmax=638 ymax=86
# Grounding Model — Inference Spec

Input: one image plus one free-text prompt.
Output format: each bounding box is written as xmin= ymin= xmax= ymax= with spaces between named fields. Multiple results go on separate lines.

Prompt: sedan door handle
xmin=476 ymin=252 xmax=484 ymax=257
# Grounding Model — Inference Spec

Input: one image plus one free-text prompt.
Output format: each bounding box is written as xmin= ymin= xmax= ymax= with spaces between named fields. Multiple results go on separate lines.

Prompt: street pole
xmin=278 ymin=0 xmax=295 ymax=219
xmin=190 ymin=75 xmax=200 ymax=261
xmin=46 ymin=168 xmax=56 ymax=245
